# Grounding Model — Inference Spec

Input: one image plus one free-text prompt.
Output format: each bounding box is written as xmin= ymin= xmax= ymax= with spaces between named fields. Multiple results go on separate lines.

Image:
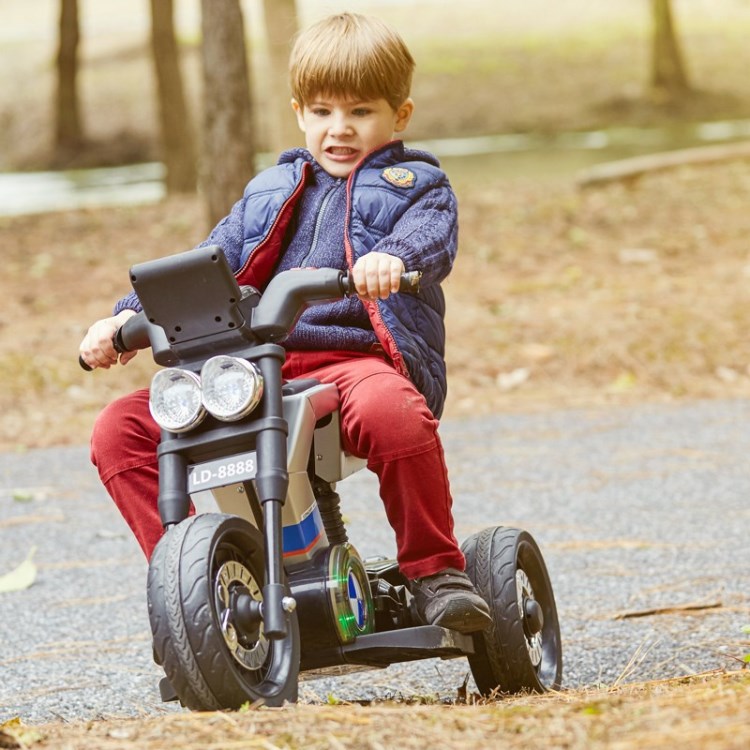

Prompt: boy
xmin=79 ymin=12 xmax=491 ymax=633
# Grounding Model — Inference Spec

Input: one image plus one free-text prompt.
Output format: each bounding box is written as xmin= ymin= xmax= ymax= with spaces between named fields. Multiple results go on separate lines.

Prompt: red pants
xmin=90 ymin=350 xmax=464 ymax=579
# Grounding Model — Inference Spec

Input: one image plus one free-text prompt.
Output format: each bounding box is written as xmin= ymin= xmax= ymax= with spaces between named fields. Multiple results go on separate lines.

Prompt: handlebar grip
xmin=79 ymin=355 xmax=93 ymax=372
xmin=113 ymin=328 xmax=127 ymax=354
xmin=342 ymin=270 xmax=422 ymax=296
xmin=399 ymin=270 xmax=422 ymax=293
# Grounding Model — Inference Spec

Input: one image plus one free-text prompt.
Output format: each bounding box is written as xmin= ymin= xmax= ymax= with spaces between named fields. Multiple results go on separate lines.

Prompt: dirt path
xmin=1 ymin=399 xmax=748 ymax=730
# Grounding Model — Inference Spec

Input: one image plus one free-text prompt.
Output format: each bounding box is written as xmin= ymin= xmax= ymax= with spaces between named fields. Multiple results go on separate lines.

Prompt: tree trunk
xmin=55 ymin=0 xmax=84 ymax=150
xmin=261 ymin=0 xmax=301 ymax=152
xmin=200 ymin=0 xmax=255 ymax=227
xmin=650 ymin=0 xmax=690 ymax=98
xmin=149 ymin=0 xmax=197 ymax=193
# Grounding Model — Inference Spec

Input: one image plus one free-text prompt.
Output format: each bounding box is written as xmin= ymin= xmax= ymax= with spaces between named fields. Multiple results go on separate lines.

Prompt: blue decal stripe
xmin=282 ymin=506 xmax=323 ymax=556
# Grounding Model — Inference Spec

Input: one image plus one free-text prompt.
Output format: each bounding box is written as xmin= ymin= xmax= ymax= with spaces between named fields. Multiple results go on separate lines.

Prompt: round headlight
xmin=201 ymin=356 xmax=264 ymax=421
xmin=149 ymin=368 xmax=205 ymax=433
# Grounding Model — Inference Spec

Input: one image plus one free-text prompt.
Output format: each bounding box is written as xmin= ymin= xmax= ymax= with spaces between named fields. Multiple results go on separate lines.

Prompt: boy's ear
xmin=291 ymin=99 xmax=306 ymax=132
xmin=393 ymin=98 xmax=414 ymax=133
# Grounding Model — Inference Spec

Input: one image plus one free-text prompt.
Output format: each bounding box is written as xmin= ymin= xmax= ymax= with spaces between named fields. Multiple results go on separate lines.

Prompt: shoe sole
xmin=429 ymin=599 xmax=492 ymax=634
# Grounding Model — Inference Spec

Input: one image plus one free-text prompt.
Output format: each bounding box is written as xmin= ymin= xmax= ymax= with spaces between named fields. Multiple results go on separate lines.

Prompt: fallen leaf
xmin=618 ymin=248 xmax=659 ymax=265
xmin=1 ymin=487 xmax=53 ymax=503
xmin=0 ymin=547 xmax=38 ymax=594
xmin=0 ymin=514 xmax=64 ymax=529
xmin=107 ymin=728 xmax=134 ymax=740
xmin=0 ymin=717 xmax=44 ymax=748
xmin=607 ymin=371 xmax=637 ymax=393
xmin=0 ymin=730 xmax=19 ymax=749
xmin=496 ymin=367 xmax=530 ymax=391
xmin=715 ymin=366 xmax=740 ymax=383
xmin=95 ymin=529 xmax=127 ymax=540
xmin=519 ymin=343 xmax=556 ymax=363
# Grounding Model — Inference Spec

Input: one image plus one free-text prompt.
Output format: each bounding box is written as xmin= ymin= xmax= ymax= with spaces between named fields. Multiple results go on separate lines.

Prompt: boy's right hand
xmin=79 ymin=309 xmax=138 ymax=370
xmin=352 ymin=252 xmax=406 ymax=301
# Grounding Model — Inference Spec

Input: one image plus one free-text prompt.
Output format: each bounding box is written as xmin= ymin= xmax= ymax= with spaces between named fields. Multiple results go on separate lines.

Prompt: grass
xmin=2 ymin=672 xmax=746 ymax=749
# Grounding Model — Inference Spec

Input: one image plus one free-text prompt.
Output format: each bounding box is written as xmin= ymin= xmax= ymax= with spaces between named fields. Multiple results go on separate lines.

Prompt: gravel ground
xmin=1 ymin=399 xmax=748 ymax=723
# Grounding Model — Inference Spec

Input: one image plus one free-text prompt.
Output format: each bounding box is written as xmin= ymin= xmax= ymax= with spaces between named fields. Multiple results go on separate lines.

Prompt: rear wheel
xmin=147 ymin=513 xmax=300 ymax=709
xmin=462 ymin=526 xmax=562 ymax=695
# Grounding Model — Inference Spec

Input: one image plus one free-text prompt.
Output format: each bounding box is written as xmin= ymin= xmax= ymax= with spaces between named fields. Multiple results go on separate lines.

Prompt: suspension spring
xmin=314 ymin=481 xmax=349 ymax=545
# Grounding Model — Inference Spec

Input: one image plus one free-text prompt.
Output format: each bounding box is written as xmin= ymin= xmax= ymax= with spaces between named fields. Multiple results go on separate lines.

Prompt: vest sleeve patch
xmin=380 ymin=167 xmax=416 ymax=189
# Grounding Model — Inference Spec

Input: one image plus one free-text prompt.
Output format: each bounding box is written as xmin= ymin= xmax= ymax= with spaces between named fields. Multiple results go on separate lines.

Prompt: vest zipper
xmin=343 ymin=145 xmax=408 ymax=378
xmin=300 ymin=179 xmax=343 ymax=268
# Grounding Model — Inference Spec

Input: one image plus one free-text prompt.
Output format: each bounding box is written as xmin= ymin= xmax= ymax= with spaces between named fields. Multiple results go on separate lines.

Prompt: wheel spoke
xmin=515 ymin=569 xmax=544 ymax=668
xmin=214 ymin=558 xmax=269 ymax=672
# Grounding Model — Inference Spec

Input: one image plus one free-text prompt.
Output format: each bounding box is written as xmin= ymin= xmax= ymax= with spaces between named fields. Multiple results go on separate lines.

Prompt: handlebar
xmin=79 ymin=267 xmax=422 ymax=371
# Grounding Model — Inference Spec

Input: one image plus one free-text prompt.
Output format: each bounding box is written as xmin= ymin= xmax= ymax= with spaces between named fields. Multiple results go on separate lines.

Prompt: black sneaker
xmin=410 ymin=568 xmax=492 ymax=633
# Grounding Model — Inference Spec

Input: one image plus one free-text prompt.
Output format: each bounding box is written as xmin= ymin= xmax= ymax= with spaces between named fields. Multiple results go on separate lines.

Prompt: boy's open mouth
xmin=326 ymin=147 xmax=358 ymax=157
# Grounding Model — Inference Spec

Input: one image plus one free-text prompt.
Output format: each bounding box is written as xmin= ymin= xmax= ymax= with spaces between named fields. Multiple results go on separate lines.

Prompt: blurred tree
xmin=149 ymin=0 xmax=197 ymax=193
xmin=261 ymin=0 xmax=301 ymax=152
xmin=55 ymin=0 xmax=84 ymax=151
xmin=650 ymin=0 xmax=691 ymax=98
xmin=200 ymin=0 xmax=254 ymax=226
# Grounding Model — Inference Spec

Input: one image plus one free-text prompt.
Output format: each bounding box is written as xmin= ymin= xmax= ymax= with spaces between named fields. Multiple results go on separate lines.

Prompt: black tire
xmin=147 ymin=513 xmax=300 ymax=710
xmin=462 ymin=526 xmax=562 ymax=695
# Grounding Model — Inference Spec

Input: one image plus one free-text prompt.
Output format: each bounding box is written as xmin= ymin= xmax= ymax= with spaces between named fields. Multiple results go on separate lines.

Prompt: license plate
xmin=188 ymin=452 xmax=257 ymax=492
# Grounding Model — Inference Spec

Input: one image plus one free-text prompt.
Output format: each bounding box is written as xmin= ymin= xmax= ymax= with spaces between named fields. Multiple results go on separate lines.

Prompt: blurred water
xmin=0 ymin=162 xmax=166 ymax=217
xmin=1 ymin=119 xmax=749 ymax=217
xmin=417 ymin=118 xmax=750 ymax=182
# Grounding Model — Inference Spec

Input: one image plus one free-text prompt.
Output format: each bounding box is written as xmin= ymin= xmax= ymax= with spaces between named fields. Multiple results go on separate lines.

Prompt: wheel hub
xmin=524 ymin=597 xmax=544 ymax=634
xmin=215 ymin=559 xmax=269 ymax=670
xmin=515 ymin=569 xmax=543 ymax=668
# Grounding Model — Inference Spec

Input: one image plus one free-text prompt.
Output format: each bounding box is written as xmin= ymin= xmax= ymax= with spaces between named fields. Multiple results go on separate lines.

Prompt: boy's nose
xmin=328 ymin=114 xmax=353 ymax=136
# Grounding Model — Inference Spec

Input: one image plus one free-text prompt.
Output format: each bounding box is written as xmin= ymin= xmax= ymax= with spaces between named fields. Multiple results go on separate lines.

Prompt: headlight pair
xmin=149 ymin=356 xmax=263 ymax=433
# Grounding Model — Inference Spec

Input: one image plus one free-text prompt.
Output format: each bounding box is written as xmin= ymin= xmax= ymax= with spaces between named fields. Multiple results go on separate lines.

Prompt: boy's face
xmin=292 ymin=95 xmax=414 ymax=178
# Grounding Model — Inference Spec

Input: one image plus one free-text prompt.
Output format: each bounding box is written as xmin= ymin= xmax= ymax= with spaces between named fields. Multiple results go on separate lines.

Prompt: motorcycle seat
xmin=281 ymin=378 xmax=321 ymax=396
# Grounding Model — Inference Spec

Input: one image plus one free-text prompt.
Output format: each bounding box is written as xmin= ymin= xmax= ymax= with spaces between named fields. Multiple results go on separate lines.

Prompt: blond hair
xmin=289 ymin=13 xmax=415 ymax=111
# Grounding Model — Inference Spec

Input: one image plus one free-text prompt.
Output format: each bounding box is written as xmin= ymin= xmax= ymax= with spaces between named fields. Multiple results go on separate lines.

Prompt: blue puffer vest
xmin=234 ymin=142 xmax=455 ymax=418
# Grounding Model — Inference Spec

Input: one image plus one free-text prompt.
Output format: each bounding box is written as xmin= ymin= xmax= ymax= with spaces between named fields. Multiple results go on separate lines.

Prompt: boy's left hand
xmin=352 ymin=252 xmax=405 ymax=301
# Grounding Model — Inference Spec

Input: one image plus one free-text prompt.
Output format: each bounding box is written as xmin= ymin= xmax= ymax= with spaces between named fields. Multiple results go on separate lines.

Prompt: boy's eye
xmin=311 ymin=108 xmax=330 ymax=117
xmin=352 ymin=108 xmax=371 ymax=117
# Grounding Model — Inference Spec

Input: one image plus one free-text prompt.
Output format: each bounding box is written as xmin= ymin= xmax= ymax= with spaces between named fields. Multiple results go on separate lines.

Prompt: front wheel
xmin=462 ymin=526 xmax=562 ymax=695
xmin=147 ymin=513 xmax=300 ymax=710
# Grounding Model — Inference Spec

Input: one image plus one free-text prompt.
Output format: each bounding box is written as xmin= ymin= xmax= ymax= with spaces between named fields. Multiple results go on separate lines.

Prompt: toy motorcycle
xmin=93 ymin=246 xmax=562 ymax=709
